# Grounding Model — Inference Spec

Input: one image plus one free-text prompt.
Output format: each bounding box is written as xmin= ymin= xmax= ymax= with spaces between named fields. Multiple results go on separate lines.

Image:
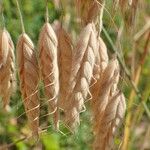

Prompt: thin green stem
xmin=15 ymin=0 xmax=25 ymax=33
xmin=0 ymin=1 xmax=5 ymax=29
xmin=142 ymin=98 xmax=150 ymax=120
xmin=45 ymin=0 xmax=49 ymax=22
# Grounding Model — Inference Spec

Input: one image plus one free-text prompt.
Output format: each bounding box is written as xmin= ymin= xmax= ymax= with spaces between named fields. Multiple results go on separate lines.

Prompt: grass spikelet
xmin=92 ymin=58 xmax=126 ymax=150
xmin=39 ymin=23 xmax=59 ymax=130
xmin=91 ymin=36 xmax=109 ymax=117
xmin=64 ymin=23 xmax=97 ymax=129
xmin=17 ymin=33 xmax=39 ymax=137
xmin=0 ymin=30 xmax=9 ymax=67
xmin=92 ymin=59 xmax=119 ymax=135
xmin=98 ymin=37 xmax=109 ymax=71
xmin=54 ymin=22 xmax=73 ymax=110
xmin=93 ymin=91 xmax=126 ymax=150
xmin=76 ymin=0 xmax=100 ymax=25
xmin=0 ymin=29 xmax=16 ymax=109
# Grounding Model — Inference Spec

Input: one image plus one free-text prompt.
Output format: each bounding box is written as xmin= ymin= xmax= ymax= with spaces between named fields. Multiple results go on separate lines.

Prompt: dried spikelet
xmin=92 ymin=58 xmax=126 ymax=150
xmin=0 ymin=30 xmax=9 ymax=67
xmin=110 ymin=59 xmax=120 ymax=96
xmin=93 ymin=91 xmax=126 ymax=150
xmin=64 ymin=23 xmax=97 ymax=129
xmin=91 ymin=37 xmax=109 ymax=112
xmin=119 ymin=0 xmax=139 ymax=28
xmin=0 ymin=29 xmax=16 ymax=109
xmin=92 ymin=59 xmax=119 ymax=135
xmin=54 ymin=23 xmax=73 ymax=110
xmin=98 ymin=37 xmax=109 ymax=73
xmin=76 ymin=0 xmax=101 ymax=25
xmin=39 ymin=23 xmax=59 ymax=129
xmin=17 ymin=33 xmax=39 ymax=137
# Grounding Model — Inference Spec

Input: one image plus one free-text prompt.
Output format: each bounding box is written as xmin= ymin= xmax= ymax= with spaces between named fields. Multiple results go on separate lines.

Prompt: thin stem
xmin=60 ymin=0 xmax=64 ymax=26
xmin=45 ymin=0 xmax=49 ymax=22
xmin=97 ymin=0 xmax=105 ymax=37
xmin=0 ymin=1 xmax=5 ymax=28
xmin=2 ymin=12 xmax=5 ymax=29
xmin=121 ymin=31 xmax=150 ymax=150
xmin=15 ymin=0 xmax=25 ymax=33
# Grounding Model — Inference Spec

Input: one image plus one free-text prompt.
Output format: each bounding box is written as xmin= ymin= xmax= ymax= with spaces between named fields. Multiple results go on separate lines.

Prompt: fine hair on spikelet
xmin=0 ymin=29 xmax=16 ymax=110
xmin=39 ymin=22 xmax=59 ymax=130
xmin=17 ymin=33 xmax=39 ymax=137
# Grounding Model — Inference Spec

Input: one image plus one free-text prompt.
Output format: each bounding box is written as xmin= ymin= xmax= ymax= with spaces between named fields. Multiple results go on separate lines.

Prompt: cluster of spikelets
xmin=0 ymin=0 xmax=127 ymax=149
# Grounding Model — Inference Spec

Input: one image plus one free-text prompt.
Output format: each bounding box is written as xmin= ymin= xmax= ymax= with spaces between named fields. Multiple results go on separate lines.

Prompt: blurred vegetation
xmin=0 ymin=0 xmax=150 ymax=149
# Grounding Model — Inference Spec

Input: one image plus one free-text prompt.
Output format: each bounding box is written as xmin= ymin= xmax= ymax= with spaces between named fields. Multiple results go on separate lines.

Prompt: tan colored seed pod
xmin=76 ymin=0 xmax=105 ymax=27
xmin=64 ymin=23 xmax=97 ymax=129
xmin=91 ymin=36 xmax=109 ymax=120
xmin=92 ymin=59 xmax=119 ymax=135
xmin=0 ymin=29 xmax=16 ymax=109
xmin=92 ymin=58 xmax=126 ymax=150
xmin=54 ymin=22 xmax=73 ymax=110
xmin=17 ymin=33 xmax=39 ymax=137
xmin=0 ymin=29 xmax=9 ymax=67
xmin=76 ymin=0 xmax=101 ymax=25
xmin=39 ymin=23 xmax=59 ymax=130
xmin=93 ymin=92 xmax=126 ymax=150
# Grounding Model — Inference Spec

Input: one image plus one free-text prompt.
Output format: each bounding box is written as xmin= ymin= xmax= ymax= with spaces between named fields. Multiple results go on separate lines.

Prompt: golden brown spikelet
xmin=0 ymin=30 xmax=9 ymax=67
xmin=64 ymin=23 xmax=97 ymax=129
xmin=93 ymin=92 xmax=126 ymax=150
xmin=39 ymin=23 xmax=59 ymax=130
xmin=76 ymin=0 xmax=101 ymax=25
xmin=91 ymin=37 xmax=108 ymax=118
xmin=0 ymin=29 xmax=16 ymax=109
xmin=17 ymin=33 xmax=39 ymax=137
xmin=98 ymin=37 xmax=109 ymax=71
xmin=54 ymin=22 xmax=73 ymax=110
xmin=92 ymin=59 xmax=119 ymax=135
xmin=92 ymin=58 xmax=126 ymax=150
xmin=119 ymin=0 xmax=139 ymax=28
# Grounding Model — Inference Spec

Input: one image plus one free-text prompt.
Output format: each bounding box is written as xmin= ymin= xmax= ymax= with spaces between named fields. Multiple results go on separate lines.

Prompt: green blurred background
xmin=0 ymin=0 xmax=150 ymax=149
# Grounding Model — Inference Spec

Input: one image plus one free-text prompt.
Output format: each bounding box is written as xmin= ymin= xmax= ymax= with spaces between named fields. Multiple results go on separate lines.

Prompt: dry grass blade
xmin=39 ymin=23 xmax=59 ymax=130
xmin=54 ymin=22 xmax=73 ymax=110
xmin=17 ymin=33 xmax=39 ymax=137
xmin=0 ymin=29 xmax=16 ymax=109
xmin=64 ymin=23 xmax=97 ymax=129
